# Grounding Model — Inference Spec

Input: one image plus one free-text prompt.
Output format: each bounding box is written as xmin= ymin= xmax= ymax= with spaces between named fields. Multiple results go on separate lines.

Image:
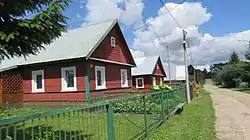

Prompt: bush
xmin=239 ymin=82 xmax=248 ymax=89
xmin=113 ymin=97 xmax=162 ymax=114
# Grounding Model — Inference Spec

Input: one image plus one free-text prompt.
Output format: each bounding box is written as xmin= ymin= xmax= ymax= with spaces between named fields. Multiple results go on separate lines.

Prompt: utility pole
xmin=183 ymin=30 xmax=191 ymax=103
xmin=166 ymin=44 xmax=172 ymax=86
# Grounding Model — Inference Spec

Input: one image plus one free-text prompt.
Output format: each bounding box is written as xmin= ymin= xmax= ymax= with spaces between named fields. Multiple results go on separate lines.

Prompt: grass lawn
xmin=0 ymin=106 xmax=161 ymax=140
xmin=231 ymin=88 xmax=250 ymax=94
xmin=149 ymin=88 xmax=216 ymax=140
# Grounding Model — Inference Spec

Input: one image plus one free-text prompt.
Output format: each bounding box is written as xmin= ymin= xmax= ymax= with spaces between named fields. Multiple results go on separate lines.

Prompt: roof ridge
xmin=69 ymin=19 xmax=117 ymax=32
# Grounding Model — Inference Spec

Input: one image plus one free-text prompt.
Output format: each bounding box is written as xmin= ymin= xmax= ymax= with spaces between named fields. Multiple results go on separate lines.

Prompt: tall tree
xmin=229 ymin=51 xmax=240 ymax=64
xmin=0 ymin=0 xmax=70 ymax=60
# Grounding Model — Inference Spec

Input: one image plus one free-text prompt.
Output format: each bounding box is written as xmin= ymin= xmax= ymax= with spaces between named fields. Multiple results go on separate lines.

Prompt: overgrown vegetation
xmin=212 ymin=50 xmax=250 ymax=89
xmin=150 ymin=88 xmax=216 ymax=140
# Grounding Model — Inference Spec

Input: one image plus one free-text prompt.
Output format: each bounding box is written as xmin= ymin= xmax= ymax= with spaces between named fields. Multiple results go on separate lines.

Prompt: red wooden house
xmin=0 ymin=19 xmax=136 ymax=103
xmin=131 ymin=56 xmax=166 ymax=92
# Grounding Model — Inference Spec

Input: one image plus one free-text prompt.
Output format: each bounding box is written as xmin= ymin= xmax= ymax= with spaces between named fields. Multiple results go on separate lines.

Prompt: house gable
xmin=90 ymin=23 xmax=135 ymax=66
xmin=153 ymin=57 xmax=166 ymax=77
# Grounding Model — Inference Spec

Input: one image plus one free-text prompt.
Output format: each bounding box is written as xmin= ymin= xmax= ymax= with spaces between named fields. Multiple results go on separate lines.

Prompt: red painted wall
xmin=88 ymin=60 xmax=131 ymax=91
xmin=132 ymin=75 xmax=151 ymax=92
xmin=22 ymin=59 xmax=132 ymax=101
xmin=132 ymin=75 xmax=165 ymax=92
xmin=91 ymin=24 xmax=134 ymax=65
xmin=23 ymin=60 xmax=85 ymax=93
xmin=153 ymin=58 xmax=166 ymax=76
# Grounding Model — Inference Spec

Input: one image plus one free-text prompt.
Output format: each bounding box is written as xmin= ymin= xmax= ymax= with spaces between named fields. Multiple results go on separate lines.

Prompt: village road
xmin=205 ymin=84 xmax=250 ymax=140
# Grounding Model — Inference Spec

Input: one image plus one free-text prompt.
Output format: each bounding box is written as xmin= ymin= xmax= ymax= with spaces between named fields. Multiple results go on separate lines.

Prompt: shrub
xmin=239 ymin=82 xmax=248 ymax=89
xmin=113 ymin=97 xmax=162 ymax=114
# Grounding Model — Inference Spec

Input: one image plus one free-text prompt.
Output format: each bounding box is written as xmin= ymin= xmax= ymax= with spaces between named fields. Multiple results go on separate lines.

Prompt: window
xmin=95 ymin=66 xmax=106 ymax=90
xmin=136 ymin=78 xmax=144 ymax=88
xmin=121 ymin=69 xmax=128 ymax=87
xmin=160 ymin=78 xmax=163 ymax=85
xmin=156 ymin=64 xmax=159 ymax=69
xmin=61 ymin=66 xmax=77 ymax=91
xmin=111 ymin=36 xmax=116 ymax=47
xmin=152 ymin=77 xmax=156 ymax=86
xmin=32 ymin=70 xmax=44 ymax=92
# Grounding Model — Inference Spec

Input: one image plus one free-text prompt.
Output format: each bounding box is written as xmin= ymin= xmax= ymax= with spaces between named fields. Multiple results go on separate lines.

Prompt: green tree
xmin=0 ymin=0 xmax=70 ymax=60
xmin=229 ymin=51 xmax=240 ymax=64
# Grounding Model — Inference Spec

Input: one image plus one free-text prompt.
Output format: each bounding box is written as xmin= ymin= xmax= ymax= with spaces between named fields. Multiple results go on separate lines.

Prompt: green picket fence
xmin=0 ymin=87 xmax=186 ymax=140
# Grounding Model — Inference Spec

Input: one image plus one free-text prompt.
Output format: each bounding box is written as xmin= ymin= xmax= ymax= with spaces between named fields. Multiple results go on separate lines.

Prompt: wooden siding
xmin=91 ymin=24 xmax=134 ymax=65
xmin=88 ymin=60 xmax=131 ymax=91
xmin=24 ymin=92 xmax=85 ymax=101
xmin=153 ymin=58 xmax=166 ymax=76
xmin=1 ymin=69 xmax=23 ymax=103
xmin=132 ymin=76 xmax=151 ymax=92
xmin=23 ymin=60 xmax=85 ymax=93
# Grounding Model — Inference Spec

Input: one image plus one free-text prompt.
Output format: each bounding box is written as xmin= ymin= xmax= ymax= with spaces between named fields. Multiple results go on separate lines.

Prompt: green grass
xmin=0 ymin=106 xmax=161 ymax=140
xmin=149 ymin=88 xmax=216 ymax=140
xmin=232 ymin=88 xmax=250 ymax=94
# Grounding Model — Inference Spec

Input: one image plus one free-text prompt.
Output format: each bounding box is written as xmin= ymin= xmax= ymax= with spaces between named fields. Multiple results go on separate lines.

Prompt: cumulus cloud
xmin=82 ymin=1 xmax=250 ymax=66
xmin=132 ymin=2 xmax=250 ymax=66
xmin=82 ymin=0 xmax=144 ymax=28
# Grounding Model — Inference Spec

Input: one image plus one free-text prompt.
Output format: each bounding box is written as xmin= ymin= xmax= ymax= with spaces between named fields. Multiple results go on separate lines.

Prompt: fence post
xmin=143 ymin=95 xmax=148 ymax=138
xmin=160 ymin=91 xmax=165 ymax=120
xmin=166 ymin=90 xmax=169 ymax=116
xmin=107 ymin=102 xmax=115 ymax=140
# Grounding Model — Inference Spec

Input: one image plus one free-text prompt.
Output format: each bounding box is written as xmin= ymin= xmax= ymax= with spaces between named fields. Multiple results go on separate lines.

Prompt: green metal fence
xmin=0 ymin=87 xmax=186 ymax=140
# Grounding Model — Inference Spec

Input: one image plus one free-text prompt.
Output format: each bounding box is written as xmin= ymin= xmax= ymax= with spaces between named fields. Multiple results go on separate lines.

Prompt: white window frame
xmin=32 ymin=70 xmax=45 ymax=93
xmin=160 ymin=77 xmax=163 ymax=85
xmin=61 ymin=66 xmax=77 ymax=91
xmin=95 ymin=66 xmax=107 ymax=90
xmin=136 ymin=78 xmax=144 ymax=88
xmin=120 ymin=69 xmax=128 ymax=87
xmin=152 ymin=77 xmax=156 ymax=86
xmin=111 ymin=36 xmax=116 ymax=47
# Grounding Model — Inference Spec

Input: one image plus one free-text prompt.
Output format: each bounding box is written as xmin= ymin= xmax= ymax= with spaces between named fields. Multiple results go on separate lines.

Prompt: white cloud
xmin=82 ymin=1 xmax=250 ymax=67
xmin=82 ymin=0 xmax=144 ymax=28
xmin=132 ymin=2 xmax=250 ymax=66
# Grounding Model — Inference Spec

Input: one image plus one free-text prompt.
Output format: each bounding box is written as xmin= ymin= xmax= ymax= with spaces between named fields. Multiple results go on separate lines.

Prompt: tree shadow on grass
xmin=1 ymin=125 xmax=94 ymax=140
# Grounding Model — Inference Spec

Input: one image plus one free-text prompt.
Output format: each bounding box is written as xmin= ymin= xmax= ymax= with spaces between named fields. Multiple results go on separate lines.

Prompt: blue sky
xmin=64 ymin=0 xmax=250 ymax=45
xmin=57 ymin=0 xmax=250 ymax=66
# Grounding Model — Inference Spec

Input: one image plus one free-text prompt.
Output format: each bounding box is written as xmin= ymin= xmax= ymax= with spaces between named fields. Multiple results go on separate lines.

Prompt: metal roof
xmin=131 ymin=56 xmax=159 ymax=76
xmin=0 ymin=19 xmax=118 ymax=72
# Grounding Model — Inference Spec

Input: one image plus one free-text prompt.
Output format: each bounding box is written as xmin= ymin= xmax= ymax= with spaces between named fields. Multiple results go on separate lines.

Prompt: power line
xmin=134 ymin=0 xmax=188 ymax=31
xmin=160 ymin=0 xmax=183 ymax=29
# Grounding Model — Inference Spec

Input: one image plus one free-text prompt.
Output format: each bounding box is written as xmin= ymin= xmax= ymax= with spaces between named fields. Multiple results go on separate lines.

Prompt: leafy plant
xmin=239 ymin=82 xmax=248 ymax=89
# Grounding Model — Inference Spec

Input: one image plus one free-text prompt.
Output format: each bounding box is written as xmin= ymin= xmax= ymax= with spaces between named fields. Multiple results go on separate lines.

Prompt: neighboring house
xmin=164 ymin=63 xmax=186 ymax=84
xmin=131 ymin=56 xmax=166 ymax=92
xmin=0 ymin=19 xmax=136 ymax=103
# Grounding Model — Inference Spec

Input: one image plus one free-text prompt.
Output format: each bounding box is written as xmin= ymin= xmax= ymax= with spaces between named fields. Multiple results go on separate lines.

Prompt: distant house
xmin=164 ymin=63 xmax=185 ymax=84
xmin=131 ymin=56 xmax=166 ymax=92
xmin=0 ymin=19 xmax=136 ymax=103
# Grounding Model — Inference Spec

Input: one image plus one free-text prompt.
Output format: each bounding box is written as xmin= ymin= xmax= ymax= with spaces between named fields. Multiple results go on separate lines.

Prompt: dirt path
xmin=205 ymin=84 xmax=250 ymax=140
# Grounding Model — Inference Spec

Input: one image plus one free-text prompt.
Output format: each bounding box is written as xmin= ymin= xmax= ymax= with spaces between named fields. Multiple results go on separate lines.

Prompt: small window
xmin=32 ymin=70 xmax=44 ymax=92
xmin=156 ymin=64 xmax=159 ymax=70
xmin=61 ymin=66 xmax=77 ymax=91
xmin=136 ymin=78 xmax=144 ymax=88
xmin=95 ymin=66 xmax=106 ymax=90
xmin=160 ymin=78 xmax=163 ymax=85
xmin=111 ymin=36 xmax=116 ymax=47
xmin=152 ymin=77 xmax=156 ymax=86
xmin=121 ymin=69 xmax=128 ymax=87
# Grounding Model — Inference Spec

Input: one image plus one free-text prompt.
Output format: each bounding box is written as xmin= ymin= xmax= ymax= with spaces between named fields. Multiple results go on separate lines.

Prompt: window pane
xmin=138 ymin=79 xmax=143 ymax=87
xmin=65 ymin=70 xmax=74 ymax=87
xmin=122 ymin=72 xmax=126 ymax=85
xmin=97 ymin=70 xmax=102 ymax=86
xmin=36 ymin=74 xmax=42 ymax=89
